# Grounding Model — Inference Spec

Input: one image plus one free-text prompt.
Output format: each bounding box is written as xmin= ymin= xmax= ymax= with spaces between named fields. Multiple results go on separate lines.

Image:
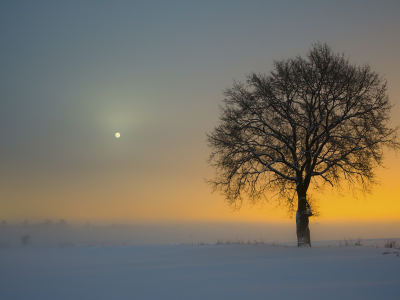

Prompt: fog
xmin=1 ymin=220 xmax=399 ymax=247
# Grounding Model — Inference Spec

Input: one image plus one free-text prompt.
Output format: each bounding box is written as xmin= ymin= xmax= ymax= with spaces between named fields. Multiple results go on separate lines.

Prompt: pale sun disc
xmin=115 ymin=132 xmax=120 ymax=138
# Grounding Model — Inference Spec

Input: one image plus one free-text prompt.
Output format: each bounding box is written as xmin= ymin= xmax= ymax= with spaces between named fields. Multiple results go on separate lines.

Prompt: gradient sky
xmin=1 ymin=0 xmax=400 ymax=225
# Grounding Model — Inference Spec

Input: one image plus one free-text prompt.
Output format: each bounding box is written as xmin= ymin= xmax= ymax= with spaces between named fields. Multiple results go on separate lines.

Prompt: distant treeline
xmin=1 ymin=219 xmax=69 ymax=228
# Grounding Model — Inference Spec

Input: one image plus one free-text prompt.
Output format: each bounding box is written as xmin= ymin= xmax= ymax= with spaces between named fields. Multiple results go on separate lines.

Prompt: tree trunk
xmin=296 ymin=196 xmax=312 ymax=247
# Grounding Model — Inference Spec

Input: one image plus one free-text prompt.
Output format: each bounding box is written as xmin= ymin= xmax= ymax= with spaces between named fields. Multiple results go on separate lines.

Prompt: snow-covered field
xmin=1 ymin=243 xmax=399 ymax=300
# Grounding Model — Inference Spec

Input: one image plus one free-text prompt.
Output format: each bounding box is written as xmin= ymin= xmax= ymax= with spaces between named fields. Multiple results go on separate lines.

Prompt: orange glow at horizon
xmin=2 ymin=152 xmax=399 ymax=225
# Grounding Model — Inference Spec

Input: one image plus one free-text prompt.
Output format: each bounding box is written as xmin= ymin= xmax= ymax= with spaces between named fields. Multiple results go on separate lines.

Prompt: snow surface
xmin=1 ymin=243 xmax=399 ymax=300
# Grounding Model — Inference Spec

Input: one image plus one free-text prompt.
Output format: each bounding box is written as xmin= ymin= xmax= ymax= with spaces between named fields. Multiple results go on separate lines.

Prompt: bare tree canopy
xmin=207 ymin=43 xmax=399 ymax=246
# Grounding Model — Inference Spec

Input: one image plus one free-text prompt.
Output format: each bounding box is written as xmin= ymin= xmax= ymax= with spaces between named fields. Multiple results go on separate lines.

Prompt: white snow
xmin=1 ymin=243 xmax=399 ymax=300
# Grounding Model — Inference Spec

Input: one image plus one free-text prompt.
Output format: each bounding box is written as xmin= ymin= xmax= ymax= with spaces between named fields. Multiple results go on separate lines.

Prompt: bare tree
xmin=207 ymin=43 xmax=399 ymax=247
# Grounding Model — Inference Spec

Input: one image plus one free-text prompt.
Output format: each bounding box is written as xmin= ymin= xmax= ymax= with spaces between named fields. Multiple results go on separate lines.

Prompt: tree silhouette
xmin=207 ymin=43 xmax=399 ymax=246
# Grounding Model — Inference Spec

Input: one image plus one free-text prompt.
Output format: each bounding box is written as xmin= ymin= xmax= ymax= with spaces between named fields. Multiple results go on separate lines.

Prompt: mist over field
xmin=2 ymin=220 xmax=400 ymax=247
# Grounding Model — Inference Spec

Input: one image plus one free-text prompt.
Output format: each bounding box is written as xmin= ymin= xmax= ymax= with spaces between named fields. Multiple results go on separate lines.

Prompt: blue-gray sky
xmin=1 ymin=1 xmax=400 ymax=224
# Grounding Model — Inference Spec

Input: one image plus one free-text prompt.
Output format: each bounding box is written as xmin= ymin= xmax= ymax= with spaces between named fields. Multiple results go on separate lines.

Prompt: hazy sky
xmin=1 ymin=0 xmax=400 ymax=225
